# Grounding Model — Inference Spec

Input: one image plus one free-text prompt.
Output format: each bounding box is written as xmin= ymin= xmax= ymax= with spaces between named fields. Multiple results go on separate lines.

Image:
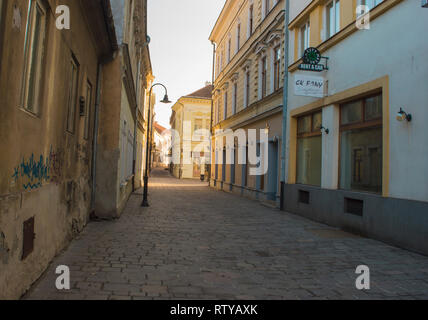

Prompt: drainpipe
xmin=209 ymin=41 xmax=216 ymax=184
xmin=132 ymin=48 xmax=142 ymax=192
xmin=91 ymin=62 xmax=103 ymax=212
xmin=280 ymin=0 xmax=290 ymax=211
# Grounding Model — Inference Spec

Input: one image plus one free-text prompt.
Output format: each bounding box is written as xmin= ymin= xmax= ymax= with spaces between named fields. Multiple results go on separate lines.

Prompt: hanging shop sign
xmin=298 ymin=47 xmax=329 ymax=72
xmin=294 ymin=74 xmax=325 ymax=98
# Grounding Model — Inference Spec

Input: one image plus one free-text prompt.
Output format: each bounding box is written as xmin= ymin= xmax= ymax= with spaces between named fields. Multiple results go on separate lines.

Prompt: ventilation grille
xmin=298 ymin=190 xmax=310 ymax=204
xmin=345 ymin=198 xmax=364 ymax=216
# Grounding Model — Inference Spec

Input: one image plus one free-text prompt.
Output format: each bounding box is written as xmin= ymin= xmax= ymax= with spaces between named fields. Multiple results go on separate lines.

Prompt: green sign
xmin=298 ymin=47 xmax=328 ymax=72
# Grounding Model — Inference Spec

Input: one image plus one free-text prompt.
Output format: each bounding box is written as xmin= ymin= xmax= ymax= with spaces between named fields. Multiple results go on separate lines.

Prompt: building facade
xmin=171 ymin=84 xmax=212 ymax=179
xmin=153 ymin=122 xmax=171 ymax=168
xmin=284 ymin=0 xmax=428 ymax=255
xmin=209 ymin=0 xmax=285 ymax=204
xmin=0 ymin=0 xmax=116 ymax=299
xmin=95 ymin=0 xmax=153 ymax=219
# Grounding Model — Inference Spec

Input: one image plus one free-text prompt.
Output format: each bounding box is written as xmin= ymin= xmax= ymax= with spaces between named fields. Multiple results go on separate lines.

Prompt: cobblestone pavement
xmin=25 ymin=168 xmax=428 ymax=300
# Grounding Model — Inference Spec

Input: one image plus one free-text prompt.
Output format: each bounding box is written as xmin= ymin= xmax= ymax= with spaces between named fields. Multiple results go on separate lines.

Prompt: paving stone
xmin=23 ymin=168 xmax=428 ymax=300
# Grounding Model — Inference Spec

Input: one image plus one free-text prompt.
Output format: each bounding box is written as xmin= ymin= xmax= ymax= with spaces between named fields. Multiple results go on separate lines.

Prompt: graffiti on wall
xmin=11 ymin=146 xmax=63 ymax=190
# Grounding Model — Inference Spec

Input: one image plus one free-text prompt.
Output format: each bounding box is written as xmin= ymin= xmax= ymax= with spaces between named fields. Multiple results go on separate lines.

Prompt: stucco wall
xmin=0 ymin=0 xmax=102 ymax=299
xmin=286 ymin=0 xmax=428 ymax=202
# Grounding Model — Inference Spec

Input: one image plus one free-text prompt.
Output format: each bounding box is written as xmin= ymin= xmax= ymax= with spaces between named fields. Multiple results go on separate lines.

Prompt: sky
xmin=147 ymin=0 xmax=226 ymax=128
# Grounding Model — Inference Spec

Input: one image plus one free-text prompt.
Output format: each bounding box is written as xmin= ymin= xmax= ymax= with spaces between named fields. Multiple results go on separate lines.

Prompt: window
xmin=339 ymin=94 xmax=383 ymax=194
xmin=21 ymin=0 xmax=47 ymax=114
xmin=326 ymin=0 xmax=340 ymax=38
xmin=300 ymin=21 xmax=310 ymax=56
xmin=245 ymin=70 xmax=250 ymax=108
xmin=236 ymin=23 xmax=241 ymax=53
xmin=194 ymin=118 xmax=203 ymax=133
xmin=296 ymin=111 xmax=322 ymax=186
xmin=217 ymin=100 xmax=221 ymax=124
xmin=84 ymin=81 xmax=93 ymax=140
xmin=359 ymin=0 xmax=383 ymax=12
xmin=227 ymin=37 xmax=231 ymax=63
xmin=261 ymin=57 xmax=267 ymax=98
xmin=232 ymin=82 xmax=237 ymax=115
xmin=273 ymin=46 xmax=281 ymax=91
xmin=248 ymin=4 xmax=254 ymax=38
xmin=264 ymin=0 xmax=270 ymax=18
xmin=223 ymin=91 xmax=228 ymax=120
xmin=66 ymin=56 xmax=79 ymax=133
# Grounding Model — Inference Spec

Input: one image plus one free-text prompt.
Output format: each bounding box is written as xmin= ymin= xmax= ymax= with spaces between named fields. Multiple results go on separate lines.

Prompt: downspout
xmin=132 ymin=48 xmax=142 ymax=192
xmin=280 ymin=0 xmax=290 ymax=211
xmin=209 ymin=41 xmax=216 ymax=184
xmin=91 ymin=62 xmax=103 ymax=212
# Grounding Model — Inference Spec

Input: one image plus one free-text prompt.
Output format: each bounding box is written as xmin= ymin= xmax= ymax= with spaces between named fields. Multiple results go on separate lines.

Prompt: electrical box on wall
xmin=422 ymin=0 xmax=428 ymax=8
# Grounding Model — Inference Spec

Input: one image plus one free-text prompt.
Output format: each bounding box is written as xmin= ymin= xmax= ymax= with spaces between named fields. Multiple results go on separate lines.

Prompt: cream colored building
xmin=170 ymin=84 xmax=212 ymax=179
xmin=209 ymin=0 xmax=285 ymax=204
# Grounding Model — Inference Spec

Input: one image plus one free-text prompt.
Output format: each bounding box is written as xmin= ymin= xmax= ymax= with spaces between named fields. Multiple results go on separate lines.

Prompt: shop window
xmin=296 ymin=111 xmax=322 ymax=186
xmin=339 ymin=94 xmax=382 ymax=193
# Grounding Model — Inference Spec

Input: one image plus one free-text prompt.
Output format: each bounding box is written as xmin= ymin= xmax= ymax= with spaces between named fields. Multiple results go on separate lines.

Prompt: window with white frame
xmin=326 ymin=0 xmax=340 ymax=39
xmin=358 ymin=0 xmax=383 ymax=13
xmin=227 ymin=37 xmax=231 ymax=63
xmin=261 ymin=56 xmax=267 ymax=98
xmin=236 ymin=23 xmax=241 ymax=54
xmin=232 ymin=82 xmax=237 ymax=115
xmin=273 ymin=46 xmax=281 ymax=91
xmin=223 ymin=91 xmax=228 ymax=120
xmin=300 ymin=20 xmax=310 ymax=56
xmin=247 ymin=3 xmax=254 ymax=39
xmin=21 ymin=0 xmax=47 ymax=114
xmin=263 ymin=0 xmax=270 ymax=19
xmin=244 ymin=70 xmax=250 ymax=108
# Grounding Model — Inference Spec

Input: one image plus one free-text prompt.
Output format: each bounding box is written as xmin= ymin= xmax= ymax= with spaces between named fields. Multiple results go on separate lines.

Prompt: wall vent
xmin=345 ymin=198 xmax=364 ymax=216
xmin=298 ymin=190 xmax=310 ymax=204
xmin=22 ymin=217 xmax=35 ymax=260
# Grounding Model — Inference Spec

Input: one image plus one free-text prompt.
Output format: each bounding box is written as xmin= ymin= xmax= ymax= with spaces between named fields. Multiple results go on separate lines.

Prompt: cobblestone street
xmin=25 ymin=168 xmax=428 ymax=300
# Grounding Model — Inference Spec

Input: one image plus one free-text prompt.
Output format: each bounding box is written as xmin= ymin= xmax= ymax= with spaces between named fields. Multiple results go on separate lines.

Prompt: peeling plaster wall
xmin=0 ymin=0 xmax=103 ymax=299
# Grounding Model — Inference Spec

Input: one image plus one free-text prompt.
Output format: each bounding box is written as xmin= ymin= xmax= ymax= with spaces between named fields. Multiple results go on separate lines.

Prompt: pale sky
xmin=147 ymin=0 xmax=226 ymax=128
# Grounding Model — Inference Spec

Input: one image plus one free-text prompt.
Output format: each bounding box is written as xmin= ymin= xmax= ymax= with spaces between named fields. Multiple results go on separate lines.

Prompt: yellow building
xmin=209 ymin=0 xmax=285 ymax=204
xmin=170 ymin=84 xmax=212 ymax=179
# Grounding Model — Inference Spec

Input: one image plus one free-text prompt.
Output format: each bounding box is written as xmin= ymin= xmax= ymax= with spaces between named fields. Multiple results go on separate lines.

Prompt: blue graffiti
xmin=23 ymin=182 xmax=43 ymax=190
xmin=11 ymin=147 xmax=62 ymax=190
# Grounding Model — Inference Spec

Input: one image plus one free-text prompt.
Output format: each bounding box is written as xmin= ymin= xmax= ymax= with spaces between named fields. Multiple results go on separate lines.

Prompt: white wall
xmin=287 ymin=1 xmax=428 ymax=202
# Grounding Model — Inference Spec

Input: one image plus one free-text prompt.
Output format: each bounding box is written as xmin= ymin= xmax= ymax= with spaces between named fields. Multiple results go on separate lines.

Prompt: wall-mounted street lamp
xmin=320 ymin=126 xmax=329 ymax=134
xmin=264 ymin=123 xmax=270 ymax=135
xmin=396 ymin=108 xmax=412 ymax=122
xmin=141 ymin=83 xmax=171 ymax=207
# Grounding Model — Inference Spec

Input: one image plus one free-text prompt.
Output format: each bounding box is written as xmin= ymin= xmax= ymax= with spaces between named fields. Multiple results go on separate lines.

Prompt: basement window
xmin=298 ymin=190 xmax=310 ymax=204
xmin=345 ymin=198 xmax=364 ymax=216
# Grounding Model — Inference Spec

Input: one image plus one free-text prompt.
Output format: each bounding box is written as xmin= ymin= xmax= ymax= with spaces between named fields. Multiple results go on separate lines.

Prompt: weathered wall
xmin=0 ymin=0 xmax=104 ymax=299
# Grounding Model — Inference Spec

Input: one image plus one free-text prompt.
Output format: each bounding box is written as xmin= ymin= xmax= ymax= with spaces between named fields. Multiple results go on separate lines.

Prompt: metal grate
xmin=22 ymin=217 xmax=35 ymax=260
